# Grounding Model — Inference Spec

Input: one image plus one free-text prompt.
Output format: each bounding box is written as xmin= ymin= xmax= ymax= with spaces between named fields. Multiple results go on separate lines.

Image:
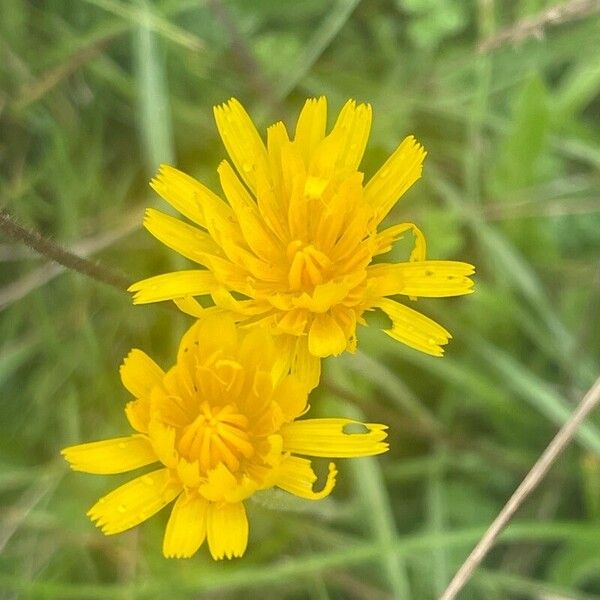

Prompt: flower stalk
xmin=0 ymin=209 xmax=129 ymax=292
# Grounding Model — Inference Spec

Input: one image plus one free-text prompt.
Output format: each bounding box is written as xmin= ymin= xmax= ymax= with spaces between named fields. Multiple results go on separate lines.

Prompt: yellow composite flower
xmin=129 ymin=97 xmax=475 ymax=389
xmin=62 ymin=316 xmax=388 ymax=560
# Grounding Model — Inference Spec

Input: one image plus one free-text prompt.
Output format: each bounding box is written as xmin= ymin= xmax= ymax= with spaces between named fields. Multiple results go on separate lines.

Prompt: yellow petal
xmin=217 ymin=161 xmax=281 ymax=262
xmin=206 ymin=502 xmax=248 ymax=560
xmin=199 ymin=463 xmax=240 ymax=502
xmin=62 ymin=436 xmax=157 ymax=474
xmin=203 ymin=256 xmax=249 ymax=289
xmin=163 ymin=493 xmax=208 ymax=558
xmin=237 ymin=325 xmax=277 ymax=376
xmin=264 ymin=332 xmax=295 ymax=385
xmin=368 ymin=261 xmax=475 ymax=298
xmin=309 ymin=100 xmax=371 ymax=178
xmin=213 ymin=98 xmax=268 ymax=194
xmin=276 ymin=456 xmax=337 ymax=500
xmin=374 ymin=297 xmax=451 ymax=357
xmin=152 ymin=165 xmax=242 ymax=266
xmin=178 ymin=314 xmax=238 ymax=362
xmin=120 ymin=349 xmax=164 ymax=398
xmin=274 ymin=308 xmax=308 ymax=336
xmin=173 ymin=296 xmax=206 ymax=318
xmin=266 ymin=121 xmax=291 ymax=204
xmin=152 ymin=376 xmax=195 ymax=428
xmin=294 ymin=96 xmax=327 ymax=164
xmin=255 ymin=161 xmax=288 ymax=241
xmin=273 ymin=375 xmax=308 ymax=421
xmin=292 ymin=279 xmax=353 ymax=313
xmin=230 ymin=245 xmax=282 ymax=282
xmin=308 ymin=313 xmax=347 ymax=358
xmin=125 ymin=398 xmax=151 ymax=433
xmin=329 ymin=204 xmax=371 ymax=264
xmin=144 ymin=209 xmax=222 ymax=265
xmin=181 ymin=181 xmax=241 ymax=260
xmin=330 ymin=304 xmax=356 ymax=335
xmin=176 ymin=458 xmax=202 ymax=488
xmin=329 ymin=99 xmax=372 ymax=172
xmin=286 ymin=167 xmax=309 ymax=242
xmin=315 ymin=173 xmax=363 ymax=253
xmin=217 ymin=159 xmax=257 ymax=210
xmin=88 ymin=468 xmax=181 ymax=535
xmin=374 ymin=222 xmax=427 ymax=261
xmin=291 ymin=337 xmax=321 ymax=391
xmin=150 ymin=165 xmax=207 ymax=227
xmin=128 ymin=270 xmax=217 ymax=304
xmin=365 ymin=136 xmax=427 ymax=225
xmin=281 ymin=418 xmax=389 ymax=457
xmin=148 ymin=420 xmax=178 ymax=468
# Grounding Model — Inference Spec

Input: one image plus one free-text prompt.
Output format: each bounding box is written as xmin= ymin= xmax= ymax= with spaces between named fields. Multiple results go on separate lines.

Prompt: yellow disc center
xmin=287 ymin=241 xmax=332 ymax=291
xmin=177 ymin=402 xmax=253 ymax=473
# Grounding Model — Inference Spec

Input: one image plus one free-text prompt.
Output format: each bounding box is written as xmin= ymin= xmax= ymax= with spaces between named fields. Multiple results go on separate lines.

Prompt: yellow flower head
xmin=62 ymin=316 xmax=388 ymax=560
xmin=129 ymin=97 xmax=475 ymax=388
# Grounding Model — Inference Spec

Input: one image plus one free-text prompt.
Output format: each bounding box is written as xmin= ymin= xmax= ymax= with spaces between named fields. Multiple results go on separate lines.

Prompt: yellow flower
xmin=62 ymin=316 xmax=388 ymax=560
xmin=129 ymin=97 xmax=474 ymax=389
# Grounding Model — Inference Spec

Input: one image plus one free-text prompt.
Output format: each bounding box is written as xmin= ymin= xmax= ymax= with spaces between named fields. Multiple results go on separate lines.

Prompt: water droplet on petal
xmin=380 ymin=168 xmax=389 ymax=178
xmin=242 ymin=163 xmax=253 ymax=173
xmin=142 ymin=475 xmax=154 ymax=486
xmin=118 ymin=504 xmax=127 ymax=513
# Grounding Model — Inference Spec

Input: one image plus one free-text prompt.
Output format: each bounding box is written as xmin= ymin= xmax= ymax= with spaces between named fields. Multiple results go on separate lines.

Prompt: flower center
xmin=287 ymin=240 xmax=332 ymax=291
xmin=177 ymin=402 xmax=254 ymax=473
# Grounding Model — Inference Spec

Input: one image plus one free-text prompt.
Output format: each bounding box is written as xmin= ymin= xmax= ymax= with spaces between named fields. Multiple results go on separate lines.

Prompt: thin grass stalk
xmin=440 ymin=376 xmax=600 ymax=600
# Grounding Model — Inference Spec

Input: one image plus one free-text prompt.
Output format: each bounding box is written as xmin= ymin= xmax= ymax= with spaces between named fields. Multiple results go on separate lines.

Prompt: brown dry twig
xmin=440 ymin=376 xmax=600 ymax=600
xmin=0 ymin=209 xmax=131 ymax=296
xmin=478 ymin=0 xmax=600 ymax=53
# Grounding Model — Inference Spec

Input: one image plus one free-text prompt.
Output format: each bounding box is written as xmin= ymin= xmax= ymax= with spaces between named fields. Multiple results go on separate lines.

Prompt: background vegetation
xmin=1 ymin=0 xmax=599 ymax=598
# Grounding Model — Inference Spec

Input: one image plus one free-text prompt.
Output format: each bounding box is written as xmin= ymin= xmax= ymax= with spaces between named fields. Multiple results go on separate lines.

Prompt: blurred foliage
xmin=1 ymin=0 xmax=600 ymax=598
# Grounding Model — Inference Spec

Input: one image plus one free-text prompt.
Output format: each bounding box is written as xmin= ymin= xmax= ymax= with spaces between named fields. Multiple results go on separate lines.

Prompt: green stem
xmin=0 ymin=210 xmax=130 ymax=293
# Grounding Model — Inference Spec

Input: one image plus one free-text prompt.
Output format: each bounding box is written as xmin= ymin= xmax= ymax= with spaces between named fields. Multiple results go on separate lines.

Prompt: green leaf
xmin=492 ymin=75 xmax=550 ymax=192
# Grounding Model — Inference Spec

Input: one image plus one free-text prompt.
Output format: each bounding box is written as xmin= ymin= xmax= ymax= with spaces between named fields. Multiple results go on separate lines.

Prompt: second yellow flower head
xmin=62 ymin=316 xmax=388 ymax=560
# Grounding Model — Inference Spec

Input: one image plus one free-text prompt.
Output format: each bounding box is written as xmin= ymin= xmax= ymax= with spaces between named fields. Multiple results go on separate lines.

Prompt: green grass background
xmin=1 ymin=0 xmax=600 ymax=598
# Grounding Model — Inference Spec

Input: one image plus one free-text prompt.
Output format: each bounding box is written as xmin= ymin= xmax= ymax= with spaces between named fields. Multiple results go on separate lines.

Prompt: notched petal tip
xmin=213 ymin=97 xmax=243 ymax=119
xmin=61 ymin=447 xmax=80 ymax=471
xmin=151 ymin=163 xmax=173 ymax=179
xmin=216 ymin=159 xmax=229 ymax=174
xmin=126 ymin=280 xmax=141 ymax=293
xmin=142 ymin=207 xmax=153 ymax=224
xmin=306 ymin=95 xmax=326 ymax=105
xmin=213 ymin=99 xmax=230 ymax=114
xmin=207 ymin=502 xmax=248 ymax=561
